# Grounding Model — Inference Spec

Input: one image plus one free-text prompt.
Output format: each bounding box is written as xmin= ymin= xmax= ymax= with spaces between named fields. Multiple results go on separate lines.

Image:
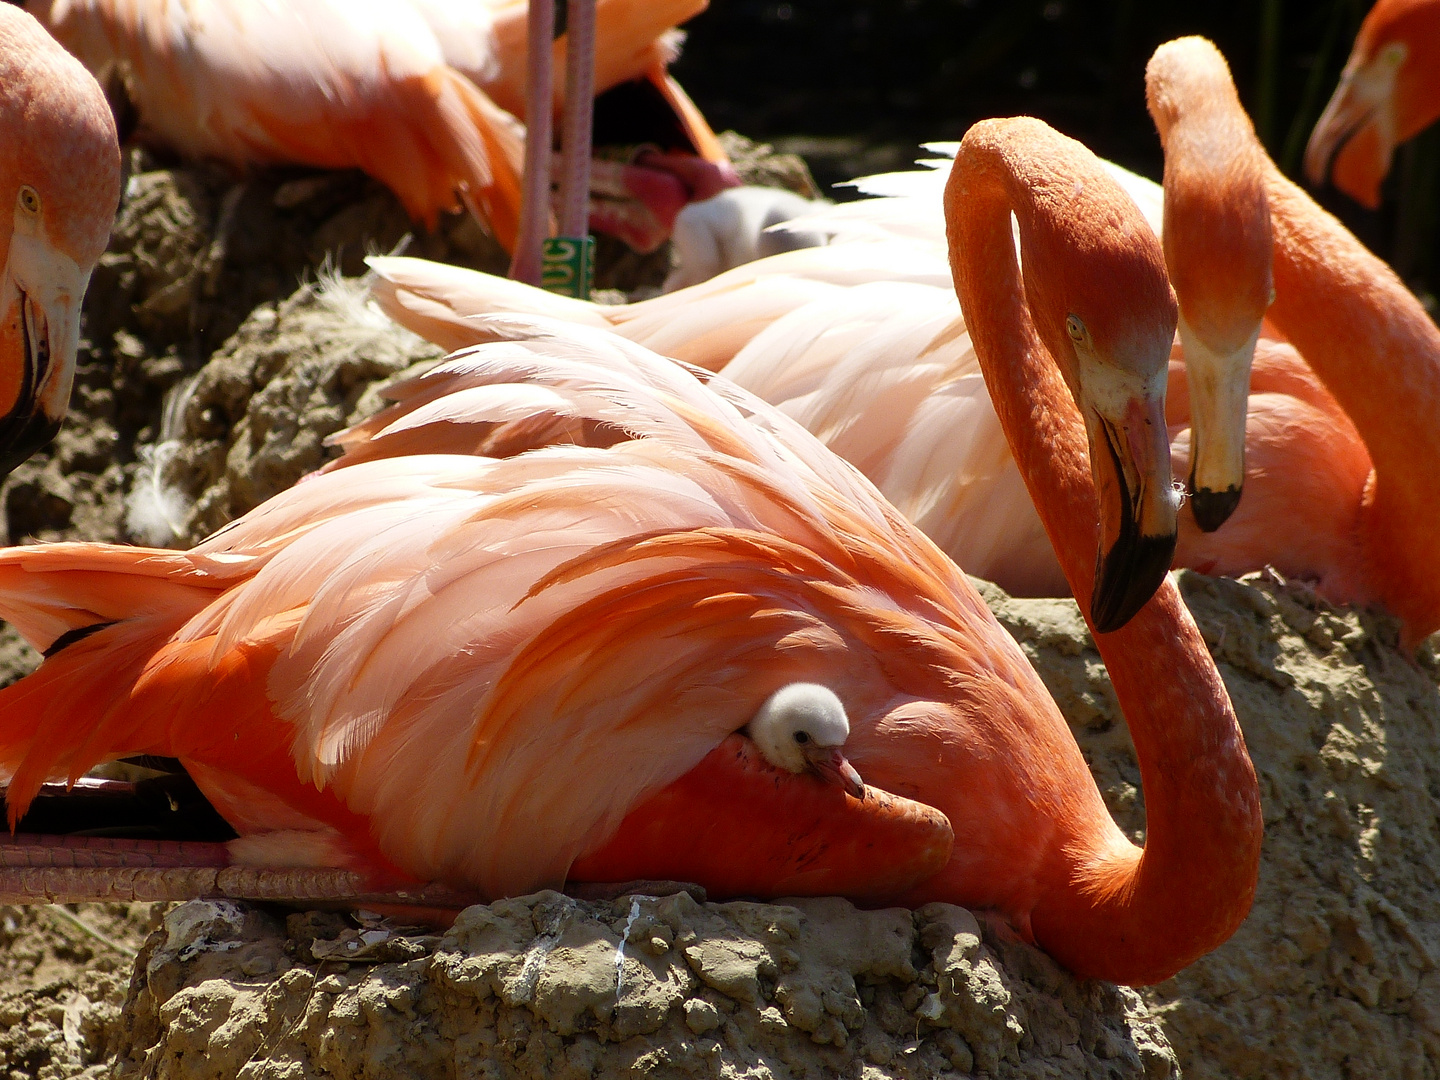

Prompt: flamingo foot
xmin=570 ymin=734 xmax=954 ymax=906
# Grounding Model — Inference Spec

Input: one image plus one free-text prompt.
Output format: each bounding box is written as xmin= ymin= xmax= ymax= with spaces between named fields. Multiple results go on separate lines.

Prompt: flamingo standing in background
xmin=1304 ymin=0 xmax=1440 ymax=208
xmin=0 ymin=118 xmax=1260 ymax=987
xmin=27 ymin=0 xmax=732 ymax=254
xmin=0 ymin=5 xmax=120 ymax=477
xmin=410 ymin=0 xmax=738 ymax=256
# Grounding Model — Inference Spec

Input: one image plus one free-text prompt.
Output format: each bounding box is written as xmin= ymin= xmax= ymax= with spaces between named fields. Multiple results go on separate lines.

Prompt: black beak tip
xmin=1189 ymin=484 xmax=1243 ymax=533
xmin=0 ymin=412 xmax=61 ymax=481
xmin=1091 ymin=530 xmax=1178 ymax=634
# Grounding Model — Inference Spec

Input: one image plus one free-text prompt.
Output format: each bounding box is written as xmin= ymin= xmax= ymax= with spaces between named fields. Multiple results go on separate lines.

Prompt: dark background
xmin=672 ymin=0 xmax=1440 ymax=303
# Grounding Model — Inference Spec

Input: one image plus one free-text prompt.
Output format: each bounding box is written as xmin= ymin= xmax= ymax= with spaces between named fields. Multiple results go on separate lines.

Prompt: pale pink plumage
xmin=30 ymin=0 xmax=527 ymax=247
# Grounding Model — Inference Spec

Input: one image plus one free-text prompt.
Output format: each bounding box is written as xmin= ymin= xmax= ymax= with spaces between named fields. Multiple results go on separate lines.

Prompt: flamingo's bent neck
xmin=946 ymin=118 xmax=1262 ymax=985
xmin=1149 ymin=34 xmax=1440 ymax=647
xmin=1264 ymin=168 xmax=1440 ymax=647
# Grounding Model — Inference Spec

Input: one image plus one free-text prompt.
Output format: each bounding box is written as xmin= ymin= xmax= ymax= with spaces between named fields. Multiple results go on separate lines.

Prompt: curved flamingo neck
xmin=1263 ymin=166 xmax=1440 ymax=645
xmin=1148 ymin=41 xmax=1272 ymax=354
xmin=946 ymin=120 xmax=1261 ymax=985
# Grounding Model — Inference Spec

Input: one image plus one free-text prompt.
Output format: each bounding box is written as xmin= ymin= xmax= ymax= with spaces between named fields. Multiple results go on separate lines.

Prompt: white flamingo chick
xmin=663 ymin=186 xmax=829 ymax=292
xmin=747 ymin=682 xmax=865 ymax=798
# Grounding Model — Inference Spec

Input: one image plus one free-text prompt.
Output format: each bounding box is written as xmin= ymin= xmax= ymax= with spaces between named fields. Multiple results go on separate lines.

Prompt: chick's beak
xmin=805 ymin=745 xmax=866 ymax=800
xmin=1088 ymin=385 xmax=1179 ymax=634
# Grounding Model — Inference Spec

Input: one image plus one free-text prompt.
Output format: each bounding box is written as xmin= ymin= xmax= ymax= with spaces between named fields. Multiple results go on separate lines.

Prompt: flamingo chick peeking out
xmin=0 ymin=5 xmax=120 ymax=477
xmin=1304 ymin=0 xmax=1440 ymax=208
xmin=747 ymin=682 xmax=865 ymax=799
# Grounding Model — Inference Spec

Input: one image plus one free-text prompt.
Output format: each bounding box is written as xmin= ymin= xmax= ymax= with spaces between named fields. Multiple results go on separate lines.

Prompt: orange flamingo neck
xmin=1148 ymin=39 xmax=1272 ymax=356
xmin=946 ymin=118 xmax=1261 ymax=985
xmin=1263 ymin=166 xmax=1440 ymax=646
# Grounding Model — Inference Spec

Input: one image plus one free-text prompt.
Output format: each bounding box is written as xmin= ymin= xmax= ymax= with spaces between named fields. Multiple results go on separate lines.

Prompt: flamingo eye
xmin=793 ymin=730 xmax=810 ymax=744
xmin=17 ymin=186 xmax=39 ymax=215
xmin=1066 ymin=315 xmax=1088 ymax=344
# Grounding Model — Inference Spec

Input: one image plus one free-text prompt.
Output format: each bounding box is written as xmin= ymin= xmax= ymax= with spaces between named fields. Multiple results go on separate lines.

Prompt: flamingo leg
xmin=0 ymin=834 xmax=482 ymax=910
xmin=558 ymin=0 xmax=598 ymax=239
xmin=509 ymin=0 xmax=556 ymax=284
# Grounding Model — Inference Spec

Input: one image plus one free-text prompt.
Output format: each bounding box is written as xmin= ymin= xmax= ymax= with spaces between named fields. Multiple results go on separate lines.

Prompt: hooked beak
xmin=1086 ymin=381 xmax=1179 ymax=633
xmin=805 ymin=745 xmax=866 ymax=800
xmin=0 ymin=272 xmax=79 ymax=477
xmin=1304 ymin=48 xmax=1404 ymax=209
xmin=1178 ymin=317 xmax=1257 ymax=532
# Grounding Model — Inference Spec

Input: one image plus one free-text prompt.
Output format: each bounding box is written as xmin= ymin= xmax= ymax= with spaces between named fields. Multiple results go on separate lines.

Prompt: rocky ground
xmin=3 ymin=146 xmax=1440 ymax=1079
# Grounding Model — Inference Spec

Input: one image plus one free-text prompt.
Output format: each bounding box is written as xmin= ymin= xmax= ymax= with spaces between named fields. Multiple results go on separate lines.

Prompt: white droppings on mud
xmin=616 ymin=894 xmax=648 ymax=1000
xmin=513 ymin=894 xmax=571 ymax=1004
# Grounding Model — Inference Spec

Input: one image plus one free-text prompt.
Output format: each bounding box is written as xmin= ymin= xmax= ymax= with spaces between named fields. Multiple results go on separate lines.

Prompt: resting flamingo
xmin=0 ymin=5 xmax=120 ymax=477
xmin=26 ymin=0 xmax=730 ymax=253
xmin=1304 ymin=0 xmax=1440 ymax=208
xmin=0 ymin=119 xmax=1259 ymax=985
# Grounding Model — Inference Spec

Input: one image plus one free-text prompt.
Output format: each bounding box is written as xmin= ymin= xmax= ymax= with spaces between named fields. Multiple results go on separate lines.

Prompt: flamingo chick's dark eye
xmin=793 ymin=731 xmax=810 ymax=744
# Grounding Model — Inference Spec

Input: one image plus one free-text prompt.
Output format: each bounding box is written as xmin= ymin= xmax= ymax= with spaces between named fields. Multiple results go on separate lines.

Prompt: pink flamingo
xmin=0 ymin=4 xmax=120 ymax=476
xmin=0 ymin=118 xmax=1259 ymax=986
xmin=27 ymin=0 xmax=730 ymax=254
xmin=1157 ymin=35 xmax=1440 ymax=650
xmin=1304 ymin=0 xmax=1440 ymax=208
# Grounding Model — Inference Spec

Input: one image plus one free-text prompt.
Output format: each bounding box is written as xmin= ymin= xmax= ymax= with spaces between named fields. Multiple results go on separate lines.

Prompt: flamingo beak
xmin=0 ymin=243 xmax=86 ymax=477
xmin=805 ymin=745 xmax=866 ymax=800
xmin=582 ymin=151 xmax=741 ymax=253
xmin=1178 ymin=317 xmax=1259 ymax=532
xmin=1086 ymin=378 xmax=1178 ymax=634
xmin=1303 ymin=44 xmax=1406 ymax=209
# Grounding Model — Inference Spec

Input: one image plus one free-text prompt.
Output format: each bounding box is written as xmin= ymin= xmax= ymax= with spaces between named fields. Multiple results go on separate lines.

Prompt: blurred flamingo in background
xmin=26 ymin=0 xmax=734 ymax=254
xmin=1304 ymin=0 xmax=1440 ymax=208
xmin=0 ymin=118 xmax=1261 ymax=985
xmin=0 ymin=4 xmax=120 ymax=478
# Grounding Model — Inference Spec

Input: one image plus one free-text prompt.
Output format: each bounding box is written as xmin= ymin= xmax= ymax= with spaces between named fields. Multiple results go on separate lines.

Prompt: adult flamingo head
xmin=1304 ymin=0 xmax=1440 ymax=208
xmin=0 ymin=5 xmax=120 ymax=477
xmin=947 ymin=117 xmax=1181 ymax=633
xmin=1147 ymin=37 xmax=1274 ymax=533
